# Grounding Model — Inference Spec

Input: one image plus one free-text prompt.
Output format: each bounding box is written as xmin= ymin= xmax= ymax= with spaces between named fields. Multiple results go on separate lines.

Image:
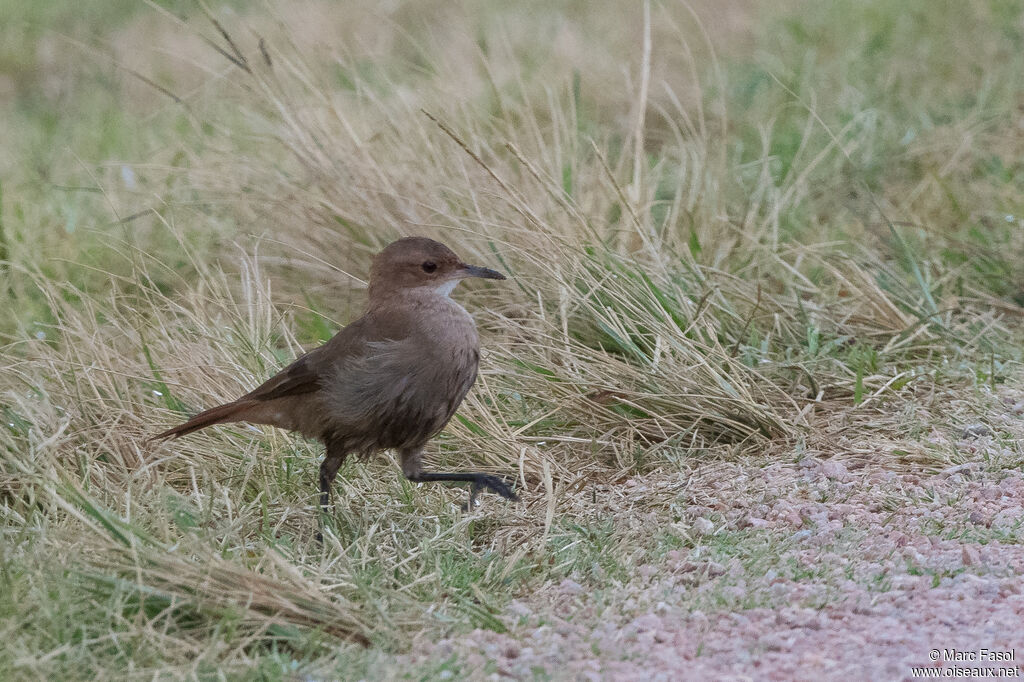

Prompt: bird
xmin=151 ymin=236 xmax=517 ymax=518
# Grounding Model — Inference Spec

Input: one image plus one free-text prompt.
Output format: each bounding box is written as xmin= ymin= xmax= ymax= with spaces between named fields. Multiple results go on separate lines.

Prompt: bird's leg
xmin=408 ymin=472 xmax=518 ymax=501
xmin=319 ymin=453 xmax=347 ymax=510
xmin=316 ymin=439 xmax=348 ymax=542
xmin=399 ymin=447 xmax=518 ymax=506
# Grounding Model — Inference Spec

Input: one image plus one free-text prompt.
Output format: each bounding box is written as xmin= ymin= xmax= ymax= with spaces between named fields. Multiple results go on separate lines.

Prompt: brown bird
xmin=152 ymin=237 xmax=517 ymax=514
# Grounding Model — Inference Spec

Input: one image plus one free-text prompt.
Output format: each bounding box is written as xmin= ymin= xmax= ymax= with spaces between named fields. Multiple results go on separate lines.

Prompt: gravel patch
xmin=404 ymin=401 xmax=1024 ymax=680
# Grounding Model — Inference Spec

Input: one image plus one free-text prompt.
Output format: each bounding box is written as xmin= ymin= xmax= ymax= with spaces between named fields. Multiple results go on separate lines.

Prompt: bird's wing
xmin=239 ymin=315 xmax=382 ymax=403
xmin=239 ymin=352 xmax=323 ymax=402
xmin=237 ymin=311 xmax=425 ymax=405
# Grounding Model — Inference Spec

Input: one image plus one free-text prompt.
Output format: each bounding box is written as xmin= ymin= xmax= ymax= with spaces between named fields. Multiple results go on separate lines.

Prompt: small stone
xmin=630 ymin=614 xmax=662 ymax=633
xmin=705 ymin=561 xmax=726 ymax=577
xmin=723 ymin=585 xmax=747 ymax=601
xmin=891 ymin=575 xmax=919 ymax=590
xmin=960 ymin=423 xmax=992 ymax=439
xmin=558 ymin=579 xmax=584 ymax=595
xmin=941 ymin=462 xmax=976 ymax=477
xmin=902 ymin=547 xmax=926 ymax=564
xmin=991 ymin=507 xmax=1024 ymax=529
xmin=981 ymin=487 xmax=1001 ymax=501
xmin=962 ymin=545 xmax=981 ymax=566
xmin=729 ymin=612 xmax=750 ymax=627
xmin=693 ymin=517 xmax=716 ymax=535
xmin=761 ymin=634 xmax=791 ymax=651
xmin=790 ymin=529 xmax=813 ymax=542
xmin=968 ymin=510 xmax=987 ymax=526
xmin=820 ymin=460 xmax=849 ymax=480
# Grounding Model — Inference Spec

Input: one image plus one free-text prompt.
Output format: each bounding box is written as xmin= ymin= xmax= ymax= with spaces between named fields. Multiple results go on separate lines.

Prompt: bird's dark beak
xmin=459 ymin=263 xmax=506 ymax=280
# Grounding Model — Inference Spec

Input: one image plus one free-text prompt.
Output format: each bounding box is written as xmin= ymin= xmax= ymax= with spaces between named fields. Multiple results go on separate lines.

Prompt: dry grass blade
xmin=80 ymin=543 xmax=374 ymax=647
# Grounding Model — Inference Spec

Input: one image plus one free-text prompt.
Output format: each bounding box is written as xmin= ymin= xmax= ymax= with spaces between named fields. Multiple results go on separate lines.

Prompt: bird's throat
xmin=433 ymin=280 xmax=460 ymax=297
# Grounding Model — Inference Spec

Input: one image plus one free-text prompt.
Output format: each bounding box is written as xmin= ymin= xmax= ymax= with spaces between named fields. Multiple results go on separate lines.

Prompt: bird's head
xmin=368 ymin=237 xmax=505 ymax=302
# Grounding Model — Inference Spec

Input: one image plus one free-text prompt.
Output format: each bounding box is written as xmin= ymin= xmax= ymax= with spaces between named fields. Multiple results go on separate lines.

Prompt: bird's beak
xmin=458 ymin=263 xmax=506 ymax=280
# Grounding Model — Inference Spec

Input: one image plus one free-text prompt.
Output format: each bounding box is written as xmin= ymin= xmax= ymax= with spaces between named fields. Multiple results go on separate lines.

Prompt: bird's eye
xmin=421 ymin=261 xmax=438 ymax=273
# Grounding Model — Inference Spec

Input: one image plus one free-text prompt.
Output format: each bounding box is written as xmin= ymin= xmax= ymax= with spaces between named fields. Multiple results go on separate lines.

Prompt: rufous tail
xmin=149 ymin=401 xmax=254 ymax=441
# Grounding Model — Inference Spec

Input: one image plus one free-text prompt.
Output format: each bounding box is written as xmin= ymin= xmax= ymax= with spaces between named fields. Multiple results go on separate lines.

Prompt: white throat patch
xmin=434 ymin=280 xmax=460 ymax=297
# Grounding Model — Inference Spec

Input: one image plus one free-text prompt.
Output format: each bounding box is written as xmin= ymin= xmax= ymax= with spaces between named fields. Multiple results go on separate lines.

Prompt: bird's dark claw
xmin=477 ymin=474 xmax=518 ymax=500
xmin=463 ymin=474 xmax=517 ymax=510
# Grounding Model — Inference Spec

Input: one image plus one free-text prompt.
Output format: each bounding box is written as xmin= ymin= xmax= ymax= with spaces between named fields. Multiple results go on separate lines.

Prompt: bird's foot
xmin=461 ymin=474 xmax=518 ymax=511
xmin=409 ymin=471 xmax=518 ymax=509
xmin=475 ymin=474 xmax=518 ymax=501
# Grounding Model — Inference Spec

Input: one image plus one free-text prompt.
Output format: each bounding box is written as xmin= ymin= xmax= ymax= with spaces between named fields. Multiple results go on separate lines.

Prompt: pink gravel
xmin=405 ymin=401 xmax=1024 ymax=680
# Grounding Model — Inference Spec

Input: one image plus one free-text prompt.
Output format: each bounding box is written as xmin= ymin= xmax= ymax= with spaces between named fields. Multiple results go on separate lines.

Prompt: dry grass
xmin=1 ymin=0 xmax=1023 ymax=677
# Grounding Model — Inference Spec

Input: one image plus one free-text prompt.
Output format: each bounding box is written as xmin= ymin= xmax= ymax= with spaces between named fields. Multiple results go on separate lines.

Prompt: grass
xmin=1 ymin=0 xmax=1024 ymax=677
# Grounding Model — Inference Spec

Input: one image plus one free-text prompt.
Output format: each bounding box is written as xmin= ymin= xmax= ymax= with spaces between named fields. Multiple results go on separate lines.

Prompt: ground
xmin=412 ymin=442 xmax=1024 ymax=680
xmin=1 ymin=0 xmax=1024 ymax=680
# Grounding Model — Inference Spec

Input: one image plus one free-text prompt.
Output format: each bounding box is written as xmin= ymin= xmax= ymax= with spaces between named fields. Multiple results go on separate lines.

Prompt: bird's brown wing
xmin=238 ymin=314 xmax=391 ymax=403
xmin=239 ymin=352 xmax=323 ymax=402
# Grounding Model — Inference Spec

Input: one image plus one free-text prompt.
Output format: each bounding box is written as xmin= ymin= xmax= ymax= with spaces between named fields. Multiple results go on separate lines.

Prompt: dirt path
xmin=406 ymin=403 xmax=1024 ymax=680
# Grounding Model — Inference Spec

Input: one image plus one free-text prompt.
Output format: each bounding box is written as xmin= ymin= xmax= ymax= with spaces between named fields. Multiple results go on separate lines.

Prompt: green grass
xmin=2 ymin=0 xmax=1024 ymax=677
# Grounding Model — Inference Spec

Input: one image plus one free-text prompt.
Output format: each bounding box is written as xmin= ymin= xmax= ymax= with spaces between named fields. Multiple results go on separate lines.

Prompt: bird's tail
xmin=149 ymin=401 xmax=254 ymax=442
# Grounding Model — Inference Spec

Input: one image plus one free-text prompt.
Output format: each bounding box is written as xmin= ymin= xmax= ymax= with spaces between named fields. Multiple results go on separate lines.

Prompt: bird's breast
xmin=320 ymin=298 xmax=482 ymax=453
